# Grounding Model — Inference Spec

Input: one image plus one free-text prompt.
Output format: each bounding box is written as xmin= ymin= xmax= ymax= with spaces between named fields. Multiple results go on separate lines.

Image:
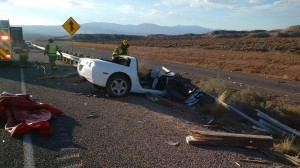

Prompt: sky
xmin=0 ymin=0 xmax=299 ymax=30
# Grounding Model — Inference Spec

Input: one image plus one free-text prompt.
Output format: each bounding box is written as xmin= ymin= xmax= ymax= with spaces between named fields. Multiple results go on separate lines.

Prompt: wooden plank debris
xmin=186 ymin=130 xmax=273 ymax=149
xmin=239 ymin=157 xmax=271 ymax=165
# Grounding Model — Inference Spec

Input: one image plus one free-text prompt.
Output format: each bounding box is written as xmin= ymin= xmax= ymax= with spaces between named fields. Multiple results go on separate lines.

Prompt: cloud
xmin=0 ymin=0 xmax=97 ymax=8
xmin=116 ymin=5 xmax=135 ymax=14
xmin=250 ymin=0 xmax=300 ymax=11
xmin=161 ymin=0 xmax=239 ymax=8
xmin=139 ymin=9 xmax=159 ymax=19
xmin=249 ymin=0 xmax=264 ymax=3
xmin=161 ymin=0 xmax=300 ymax=10
xmin=138 ymin=8 xmax=176 ymax=21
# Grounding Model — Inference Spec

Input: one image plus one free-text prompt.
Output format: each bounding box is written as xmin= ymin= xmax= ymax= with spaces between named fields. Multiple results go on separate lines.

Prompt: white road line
xmin=56 ymin=153 xmax=80 ymax=161
xmin=60 ymin=148 xmax=78 ymax=152
xmin=21 ymin=68 xmax=36 ymax=168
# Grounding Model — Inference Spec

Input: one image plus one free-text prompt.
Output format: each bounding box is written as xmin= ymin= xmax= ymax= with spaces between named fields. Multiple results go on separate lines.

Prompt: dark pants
xmin=20 ymin=54 xmax=28 ymax=66
xmin=48 ymin=55 xmax=57 ymax=70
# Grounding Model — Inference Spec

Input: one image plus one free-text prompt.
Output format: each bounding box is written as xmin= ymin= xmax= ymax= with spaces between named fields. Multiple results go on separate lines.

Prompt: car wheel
xmin=106 ymin=74 xmax=130 ymax=97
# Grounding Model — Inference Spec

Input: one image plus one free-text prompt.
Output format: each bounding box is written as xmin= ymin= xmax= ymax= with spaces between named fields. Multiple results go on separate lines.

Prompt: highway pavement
xmin=0 ymin=49 xmax=295 ymax=167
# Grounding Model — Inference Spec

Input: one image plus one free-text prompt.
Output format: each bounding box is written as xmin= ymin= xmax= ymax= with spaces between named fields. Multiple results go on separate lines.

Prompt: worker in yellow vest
xmin=44 ymin=38 xmax=62 ymax=70
xmin=112 ymin=40 xmax=130 ymax=60
xmin=19 ymin=41 xmax=30 ymax=67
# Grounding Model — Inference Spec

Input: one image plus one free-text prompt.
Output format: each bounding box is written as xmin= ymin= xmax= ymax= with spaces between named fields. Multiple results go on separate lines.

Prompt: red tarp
xmin=0 ymin=92 xmax=64 ymax=137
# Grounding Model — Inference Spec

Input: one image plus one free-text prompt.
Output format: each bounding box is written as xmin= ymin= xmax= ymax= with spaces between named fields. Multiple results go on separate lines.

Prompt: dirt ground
xmin=129 ymin=37 xmax=300 ymax=81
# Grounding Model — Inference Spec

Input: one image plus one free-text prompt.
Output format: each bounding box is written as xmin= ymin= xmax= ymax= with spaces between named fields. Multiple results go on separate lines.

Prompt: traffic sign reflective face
xmin=62 ymin=17 xmax=80 ymax=36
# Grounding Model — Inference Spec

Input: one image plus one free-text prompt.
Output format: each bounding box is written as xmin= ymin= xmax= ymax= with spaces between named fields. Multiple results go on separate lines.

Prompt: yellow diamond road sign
xmin=62 ymin=17 xmax=80 ymax=36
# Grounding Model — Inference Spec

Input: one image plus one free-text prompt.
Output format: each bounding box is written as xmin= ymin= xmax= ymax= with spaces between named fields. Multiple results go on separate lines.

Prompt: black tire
xmin=106 ymin=74 xmax=130 ymax=97
xmin=7 ymin=61 xmax=13 ymax=66
xmin=0 ymin=61 xmax=12 ymax=67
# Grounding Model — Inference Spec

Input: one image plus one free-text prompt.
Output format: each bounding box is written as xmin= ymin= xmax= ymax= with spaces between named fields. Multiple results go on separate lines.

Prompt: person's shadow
xmin=31 ymin=115 xmax=84 ymax=151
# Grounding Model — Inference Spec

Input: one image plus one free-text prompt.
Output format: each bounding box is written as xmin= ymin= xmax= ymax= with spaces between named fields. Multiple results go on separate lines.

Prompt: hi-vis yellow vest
xmin=48 ymin=43 xmax=57 ymax=56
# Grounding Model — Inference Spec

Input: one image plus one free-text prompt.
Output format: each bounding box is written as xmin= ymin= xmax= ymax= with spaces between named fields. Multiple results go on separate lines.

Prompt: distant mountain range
xmin=18 ymin=22 xmax=212 ymax=40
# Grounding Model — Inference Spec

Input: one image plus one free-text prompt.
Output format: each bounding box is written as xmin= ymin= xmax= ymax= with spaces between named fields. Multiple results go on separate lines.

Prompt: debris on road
xmin=86 ymin=112 xmax=98 ymax=118
xmin=165 ymin=140 xmax=180 ymax=147
xmin=36 ymin=72 xmax=79 ymax=80
xmin=239 ymin=157 xmax=271 ymax=165
xmin=234 ymin=162 xmax=241 ymax=167
xmin=186 ymin=130 xmax=273 ymax=149
xmin=0 ymin=92 xmax=64 ymax=137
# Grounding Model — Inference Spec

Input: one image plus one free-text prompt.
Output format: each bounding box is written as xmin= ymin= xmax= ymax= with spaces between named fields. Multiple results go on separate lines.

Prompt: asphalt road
xmin=0 ymin=48 xmax=295 ymax=167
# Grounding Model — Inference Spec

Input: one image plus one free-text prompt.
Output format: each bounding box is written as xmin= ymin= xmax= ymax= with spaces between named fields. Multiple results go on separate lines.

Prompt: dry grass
xmin=273 ymin=137 xmax=299 ymax=155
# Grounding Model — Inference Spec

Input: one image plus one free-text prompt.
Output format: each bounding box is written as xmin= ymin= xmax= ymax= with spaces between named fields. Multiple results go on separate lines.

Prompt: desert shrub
xmin=290 ymin=32 xmax=300 ymax=37
xmin=274 ymin=32 xmax=290 ymax=37
xmin=228 ymin=89 xmax=264 ymax=106
xmin=282 ymin=25 xmax=300 ymax=32
xmin=273 ymin=136 xmax=299 ymax=155
xmin=218 ymin=89 xmax=265 ymax=117
xmin=199 ymin=79 xmax=265 ymax=109
xmin=276 ymin=103 xmax=300 ymax=129
xmin=248 ymin=32 xmax=270 ymax=38
xmin=199 ymin=78 xmax=228 ymax=96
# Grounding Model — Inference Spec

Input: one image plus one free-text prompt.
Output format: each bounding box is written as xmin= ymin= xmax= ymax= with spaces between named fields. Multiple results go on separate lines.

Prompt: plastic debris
xmin=166 ymin=140 xmax=179 ymax=147
xmin=0 ymin=92 xmax=64 ymax=137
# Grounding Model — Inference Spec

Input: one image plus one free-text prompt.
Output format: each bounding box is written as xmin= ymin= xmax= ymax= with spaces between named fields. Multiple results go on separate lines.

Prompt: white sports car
xmin=77 ymin=55 xmax=201 ymax=106
xmin=77 ymin=55 xmax=167 ymax=97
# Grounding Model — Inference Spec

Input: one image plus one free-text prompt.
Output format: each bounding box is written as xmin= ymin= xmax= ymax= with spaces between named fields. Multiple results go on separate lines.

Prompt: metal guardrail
xmin=33 ymin=44 xmax=80 ymax=63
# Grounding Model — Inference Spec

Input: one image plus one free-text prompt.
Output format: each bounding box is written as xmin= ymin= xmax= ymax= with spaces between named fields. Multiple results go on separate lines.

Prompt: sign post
xmin=62 ymin=17 xmax=80 ymax=53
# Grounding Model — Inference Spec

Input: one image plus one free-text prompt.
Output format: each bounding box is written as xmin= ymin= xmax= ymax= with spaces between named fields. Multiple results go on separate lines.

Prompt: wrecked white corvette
xmin=77 ymin=55 xmax=202 ymax=106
